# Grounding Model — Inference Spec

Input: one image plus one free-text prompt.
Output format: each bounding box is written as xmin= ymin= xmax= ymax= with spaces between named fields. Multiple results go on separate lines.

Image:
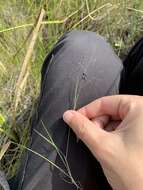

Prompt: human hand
xmin=63 ymin=95 xmax=143 ymax=190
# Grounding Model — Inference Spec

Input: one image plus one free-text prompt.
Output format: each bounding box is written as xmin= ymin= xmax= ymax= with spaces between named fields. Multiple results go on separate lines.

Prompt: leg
xmin=13 ymin=30 xmax=123 ymax=190
xmin=120 ymin=36 xmax=143 ymax=95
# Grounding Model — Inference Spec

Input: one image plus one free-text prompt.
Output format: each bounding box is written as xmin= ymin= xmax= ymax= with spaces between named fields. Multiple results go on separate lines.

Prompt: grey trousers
xmin=8 ymin=30 xmax=125 ymax=190
xmin=11 ymin=30 xmax=123 ymax=190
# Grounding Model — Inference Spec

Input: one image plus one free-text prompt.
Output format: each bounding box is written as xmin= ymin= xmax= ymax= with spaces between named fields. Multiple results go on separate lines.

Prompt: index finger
xmin=78 ymin=95 xmax=139 ymax=120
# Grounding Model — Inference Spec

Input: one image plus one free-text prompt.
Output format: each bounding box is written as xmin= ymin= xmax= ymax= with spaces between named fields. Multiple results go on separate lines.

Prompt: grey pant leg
xmin=15 ymin=30 xmax=123 ymax=190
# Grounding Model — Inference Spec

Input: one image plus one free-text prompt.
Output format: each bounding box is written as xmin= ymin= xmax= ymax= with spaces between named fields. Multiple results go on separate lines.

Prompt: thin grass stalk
xmin=40 ymin=121 xmax=67 ymax=166
xmin=15 ymin=143 xmax=69 ymax=178
xmin=0 ymin=141 xmax=11 ymax=160
xmin=34 ymin=129 xmax=80 ymax=189
xmin=0 ymin=6 xmax=83 ymax=34
xmin=41 ymin=121 xmax=80 ymax=188
xmin=127 ymin=7 xmax=143 ymax=14
xmin=72 ymin=3 xmax=112 ymax=28
xmin=0 ymin=61 xmax=7 ymax=75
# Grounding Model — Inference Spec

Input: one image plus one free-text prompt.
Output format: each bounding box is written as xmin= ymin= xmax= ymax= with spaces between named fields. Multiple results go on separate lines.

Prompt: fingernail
xmin=63 ymin=110 xmax=74 ymax=123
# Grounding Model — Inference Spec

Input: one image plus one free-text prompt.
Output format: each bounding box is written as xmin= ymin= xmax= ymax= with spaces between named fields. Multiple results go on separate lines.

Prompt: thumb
xmin=63 ymin=110 xmax=110 ymax=157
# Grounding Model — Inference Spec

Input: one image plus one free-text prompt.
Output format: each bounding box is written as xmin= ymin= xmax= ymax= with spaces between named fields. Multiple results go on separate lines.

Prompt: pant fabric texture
xmin=2 ymin=30 xmax=143 ymax=190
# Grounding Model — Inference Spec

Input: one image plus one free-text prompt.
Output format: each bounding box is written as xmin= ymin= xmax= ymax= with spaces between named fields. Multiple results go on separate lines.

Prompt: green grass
xmin=0 ymin=0 xmax=143 ymax=180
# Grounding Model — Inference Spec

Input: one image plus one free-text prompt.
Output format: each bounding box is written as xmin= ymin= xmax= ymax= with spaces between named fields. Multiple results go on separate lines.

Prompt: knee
xmin=63 ymin=30 xmax=108 ymax=53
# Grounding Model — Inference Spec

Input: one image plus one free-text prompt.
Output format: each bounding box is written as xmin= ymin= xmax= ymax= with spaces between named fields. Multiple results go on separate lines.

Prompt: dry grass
xmin=14 ymin=8 xmax=45 ymax=111
xmin=0 ymin=0 xmax=143 ymax=181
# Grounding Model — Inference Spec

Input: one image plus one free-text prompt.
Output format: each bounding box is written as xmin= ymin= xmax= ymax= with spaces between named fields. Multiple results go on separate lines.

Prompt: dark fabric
xmin=120 ymin=36 xmax=143 ymax=95
xmin=10 ymin=30 xmax=124 ymax=190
